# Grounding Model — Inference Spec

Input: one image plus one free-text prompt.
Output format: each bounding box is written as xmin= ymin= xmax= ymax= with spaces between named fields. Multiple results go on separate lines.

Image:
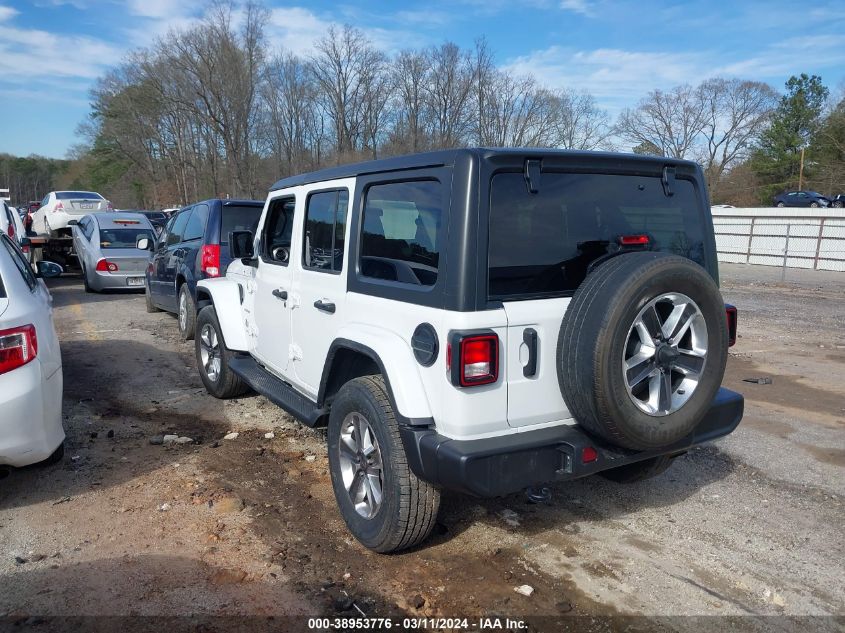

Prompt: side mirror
xmin=136 ymin=237 xmax=153 ymax=250
xmin=36 ymin=260 xmax=64 ymax=279
xmin=67 ymin=219 xmax=78 ymax=226
xmin=229 ymin=230 xmax=254 ymax=259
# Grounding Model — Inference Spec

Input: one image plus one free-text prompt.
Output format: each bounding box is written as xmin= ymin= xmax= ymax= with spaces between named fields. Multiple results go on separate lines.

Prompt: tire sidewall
xmin=178 ymin=285 xmax=195 ymax=339
xmin=596 ymin=259 xmax=728 ymax=448
xmin=327 ymin=380 xmax=401 ymax=551
xmin=195 ymin=307 xmax=225 ymax=397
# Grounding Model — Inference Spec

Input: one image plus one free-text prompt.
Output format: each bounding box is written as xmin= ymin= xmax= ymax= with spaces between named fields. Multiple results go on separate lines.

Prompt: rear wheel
xmin=145 ymin=283 xmax=160 ymax=313
xmin=328 ymin=376 xmax=440 ymax=553
xmin=194 ymin=306 xmax=249 ymax=398
xmin=833 ymin=200 xmax=844 ymax=208
xmin=810 ymin=202 xmax=819 ymax=208
xmin=776 ymin=202 xmax=785 ymax=207
xmin=40 ymin=441 xmax=65 ymax=466
xmin=81 ymin=265 xmax=94 ymax=293
xmin=178 ymin=284 xmax=196 ymax=340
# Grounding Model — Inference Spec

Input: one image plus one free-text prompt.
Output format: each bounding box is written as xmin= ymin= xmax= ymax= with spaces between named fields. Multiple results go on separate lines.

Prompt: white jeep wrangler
xmin=195 ymin=148 xmax=743 ymax=552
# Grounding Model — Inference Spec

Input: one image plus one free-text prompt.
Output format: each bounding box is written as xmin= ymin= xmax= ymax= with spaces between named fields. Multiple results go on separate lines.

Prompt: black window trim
xmin=259 ymin=194 xmax=297 ymax=268
xmin=301 ymin=186 xmax=350 ymax=276
xmin=348 ymin=166 xmax=452 ymax=308
xmin=167 ymin=206 xmax=193 ymax=247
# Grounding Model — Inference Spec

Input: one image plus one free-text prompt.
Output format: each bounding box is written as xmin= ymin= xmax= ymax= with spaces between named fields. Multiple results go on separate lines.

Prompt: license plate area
xmin=127 ymin=277 xmax=144 ymax=287
xmin=80 ymin=203 xmax=94 ymax=209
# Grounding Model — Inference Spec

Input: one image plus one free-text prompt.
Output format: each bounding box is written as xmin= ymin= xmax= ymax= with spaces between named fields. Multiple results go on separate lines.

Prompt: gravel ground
xmin=0 ymin=263 xmax=842 ymax=632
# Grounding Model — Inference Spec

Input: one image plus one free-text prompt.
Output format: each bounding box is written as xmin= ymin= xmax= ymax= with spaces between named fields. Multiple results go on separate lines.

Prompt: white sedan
xmin=31 ymin=190 xmax=112 ymax=237
xmin=0 ymin=234 xmax=65 ymax=471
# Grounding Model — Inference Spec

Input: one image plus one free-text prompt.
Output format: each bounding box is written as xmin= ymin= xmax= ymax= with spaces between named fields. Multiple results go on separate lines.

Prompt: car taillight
xmin=54 ymin=201 xmax=63 ymax=212
xmin=107 ymin=202 xmax=113 ymax=211
xmin=6 ymin=222 xmax=13 ymax=238
xmin=201 ymin=244 xmax=221 ymax=278
xmin=582 ymin=446 xmax=598 ymax=464
xmin=725 ymin=304 xmax=737 ymax=347
xmin=619 ymin=234 xmax=649 ymax=246
xmin=0 ymin=324 xmax=37 ymax=375
xmin=95 ymin=258 xmax=118 ymax=272
xmin=448 ymin=332 xmax=499 ymax=387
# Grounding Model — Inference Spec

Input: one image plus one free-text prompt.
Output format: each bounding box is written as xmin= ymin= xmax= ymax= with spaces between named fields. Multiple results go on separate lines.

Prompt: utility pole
xmin=798 ymin=147 xmax=805 ymax=190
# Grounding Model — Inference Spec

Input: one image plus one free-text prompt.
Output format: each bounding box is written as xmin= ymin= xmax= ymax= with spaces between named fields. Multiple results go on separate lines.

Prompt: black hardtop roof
xmin=191 ymin=198 xmax=264 ymax=207
xmin=269 ymin=147 xmax=698 ymax=191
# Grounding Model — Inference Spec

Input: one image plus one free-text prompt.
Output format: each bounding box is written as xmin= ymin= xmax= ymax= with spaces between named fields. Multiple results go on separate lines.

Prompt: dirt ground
xmin=1 ymin=263 xmax=843 ymax=631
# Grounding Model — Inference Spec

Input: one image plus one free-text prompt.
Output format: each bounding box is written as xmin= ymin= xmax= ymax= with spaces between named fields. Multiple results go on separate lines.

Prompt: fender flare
xmin=319 ymin=328 xmax=434 ymax=426
xmin=195 ymin=278 xmax=248 ymax=351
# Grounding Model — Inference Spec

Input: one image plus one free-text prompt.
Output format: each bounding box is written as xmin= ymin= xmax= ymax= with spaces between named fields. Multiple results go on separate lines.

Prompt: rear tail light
xmin=725 ymin=304 xmax=737 ymax=347
xmin=107 ymin=202 xmax=113 ymax=211
xmin=95 ymin=258 xmax=119 ymax=272
xmin=6 ymin=222 xmax=13 ymax=238
xmin=53 ymin=201 xmax=63 ymax=212
xmin=0 ymin=324 xmax=37 ymax=375
xmin=448 ymin=332 xmax=499 ymax=387
xmin=619 ymin=234 xmax=650 ymax=246
xmin=201 ymin=244 xmax=221 ymax=278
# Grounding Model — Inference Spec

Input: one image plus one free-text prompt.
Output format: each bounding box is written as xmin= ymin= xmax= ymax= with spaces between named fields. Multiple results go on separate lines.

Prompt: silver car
xmin=71 ymin=213 xmax=156 ymax=292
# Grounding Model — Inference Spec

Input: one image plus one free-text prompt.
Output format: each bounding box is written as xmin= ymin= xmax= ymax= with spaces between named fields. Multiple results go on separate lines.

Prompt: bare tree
xmin=424 ymin=42 xmax=474 ymax=148
xmin=617 ymin=85 xmax=707 ymax=158
xmin=548 ymin=89 xmax=613 ymax=150
xmin=698 ymin=78 xmax=778 ymax=194
xmin=393 ymin=50 xmax=431 ymax=153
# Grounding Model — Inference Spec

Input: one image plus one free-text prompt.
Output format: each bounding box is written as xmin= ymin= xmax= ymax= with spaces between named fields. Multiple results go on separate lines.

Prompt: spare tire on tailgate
xmin=557 ymin=252 xmax=728 ymax=451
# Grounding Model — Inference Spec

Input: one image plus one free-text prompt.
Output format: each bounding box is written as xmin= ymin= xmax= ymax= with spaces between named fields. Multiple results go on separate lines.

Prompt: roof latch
xmin=662 ymin=165 xmax=676 ymax=197
xmin=524 ymin=159 xmax=542 ymax=194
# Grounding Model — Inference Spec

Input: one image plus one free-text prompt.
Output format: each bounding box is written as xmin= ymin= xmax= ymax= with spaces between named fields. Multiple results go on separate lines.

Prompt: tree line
xmin=5 ymin=1 xmax=844 ymax=208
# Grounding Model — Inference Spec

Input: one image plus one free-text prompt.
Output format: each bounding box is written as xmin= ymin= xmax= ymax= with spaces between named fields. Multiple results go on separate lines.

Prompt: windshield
xmin=57 ymin=191 xmax=104 ymax=200
xmin=488 ymin=172 xmax=707 ymax=300
xmin=99 ymin=228 xmax=155 ymax=249
xmin=221 ymin=205 xmax=263 ymax=243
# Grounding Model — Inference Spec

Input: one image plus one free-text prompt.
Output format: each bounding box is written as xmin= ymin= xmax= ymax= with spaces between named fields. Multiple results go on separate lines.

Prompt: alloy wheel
xmin=338 ymin=412 xmax=384 ymax=519
xmin=623 ymin=293 xmax=708 ymax=416
xmin=179 ymin=292 xmax=187 ymax=331
xmin=198 ymin=323 xmax=221 ymax=382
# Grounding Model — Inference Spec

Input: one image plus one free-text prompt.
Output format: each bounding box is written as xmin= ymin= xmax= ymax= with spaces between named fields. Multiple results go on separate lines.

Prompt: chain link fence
xmin=713 ymin=215 xmax=845 ymax=274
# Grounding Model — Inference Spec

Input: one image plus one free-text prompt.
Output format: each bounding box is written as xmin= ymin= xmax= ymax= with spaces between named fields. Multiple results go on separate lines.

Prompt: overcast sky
xmin=1 ymin=0 xmax=844 ymax=158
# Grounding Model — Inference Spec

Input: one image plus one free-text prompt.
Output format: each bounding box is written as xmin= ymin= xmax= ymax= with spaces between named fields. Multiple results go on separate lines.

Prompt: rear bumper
xmin=91 ymin=270 xmax=146 ymax=290
xmin=0 ymin=361 xmax=65 ymax=468
xmin=399 ymin=387 xmax=744 ymax=497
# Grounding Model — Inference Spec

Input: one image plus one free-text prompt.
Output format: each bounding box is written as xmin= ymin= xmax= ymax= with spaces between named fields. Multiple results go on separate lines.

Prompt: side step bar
xmin=228 ymin=356 xmax=326 ymax=427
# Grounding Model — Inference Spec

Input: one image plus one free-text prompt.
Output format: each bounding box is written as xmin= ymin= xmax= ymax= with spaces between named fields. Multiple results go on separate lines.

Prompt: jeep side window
xmin=359 ymin=180 xmax=441 ymax=286
xmin=303 ymin=189 xmax=348 ymax=273
xmin=262 ymin=197 xmax=295 ymax=265
xmin=182 ymin=203 xmax=208 ymax=242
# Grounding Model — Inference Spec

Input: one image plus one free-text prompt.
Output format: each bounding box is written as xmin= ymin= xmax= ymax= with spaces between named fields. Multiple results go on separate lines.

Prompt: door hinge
xmin=289 ymin=344 xmax=303 ymax=361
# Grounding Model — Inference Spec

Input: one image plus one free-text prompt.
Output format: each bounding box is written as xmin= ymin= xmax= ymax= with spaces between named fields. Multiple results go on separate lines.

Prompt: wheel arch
xmin=195 ymin=279 xmax=249 ymax=351
xmin=318 ymin=337 xmax=434 ymax=427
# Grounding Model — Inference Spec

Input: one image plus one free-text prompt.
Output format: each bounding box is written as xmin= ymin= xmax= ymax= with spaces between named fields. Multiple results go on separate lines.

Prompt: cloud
xmin=0 ymin=5 xmax=18 ymax=21
xmin=560 ymin=0 xmax=593 ymax=16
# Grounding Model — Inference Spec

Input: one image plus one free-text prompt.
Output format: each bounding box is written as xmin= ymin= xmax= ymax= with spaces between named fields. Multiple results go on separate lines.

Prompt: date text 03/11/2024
xmin=306 ymin=617 xmax=528 ymax=629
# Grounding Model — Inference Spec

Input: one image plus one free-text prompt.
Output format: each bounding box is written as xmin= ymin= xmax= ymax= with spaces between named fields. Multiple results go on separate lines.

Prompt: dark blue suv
xmin=145 ymin=199 xmax=264 ymax=339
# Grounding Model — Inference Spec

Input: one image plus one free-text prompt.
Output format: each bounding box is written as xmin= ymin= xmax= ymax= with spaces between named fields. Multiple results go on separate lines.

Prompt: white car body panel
xmin=1 ymin=201 xmax=27 ymax=246
xmin=0 ymin=236 xmax=64 ymax=467
xmin=197 ymin=277 xmax=250 ymax=351
xmin=32 ymin=191 xmax=110 ymax=235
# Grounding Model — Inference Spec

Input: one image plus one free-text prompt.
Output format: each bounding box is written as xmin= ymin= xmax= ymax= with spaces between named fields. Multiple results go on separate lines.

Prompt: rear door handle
xmin=523 ymin=328 xmax=538 ymax=377
xmin=272 ymin=288 xmax=288 ymax=300
xmin=314 ymin=300 xmax=336 ymax=314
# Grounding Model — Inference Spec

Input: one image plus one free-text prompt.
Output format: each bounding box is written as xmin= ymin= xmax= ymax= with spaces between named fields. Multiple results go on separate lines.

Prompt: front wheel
xmin=178 ymin=284 xmax=196 ymax=340
xmin=833 ymin=200 xmax=844 ymax=208
xmin=194 ymin=306 xmax=249 ymax=398
xmin=810 ymin=202 xmax=819 ymax=208
xmin=328 ymin=376 xmax=440 ymax=553
xmin=776 ymin=202 xmax=785 ymax=207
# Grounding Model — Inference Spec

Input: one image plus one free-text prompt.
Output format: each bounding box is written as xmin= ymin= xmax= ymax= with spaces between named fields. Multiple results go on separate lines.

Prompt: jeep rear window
xmin=488 ymin=172 xmax=706 ymax=299
xmin=360 ymin=180 xmax=441 ymax=287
